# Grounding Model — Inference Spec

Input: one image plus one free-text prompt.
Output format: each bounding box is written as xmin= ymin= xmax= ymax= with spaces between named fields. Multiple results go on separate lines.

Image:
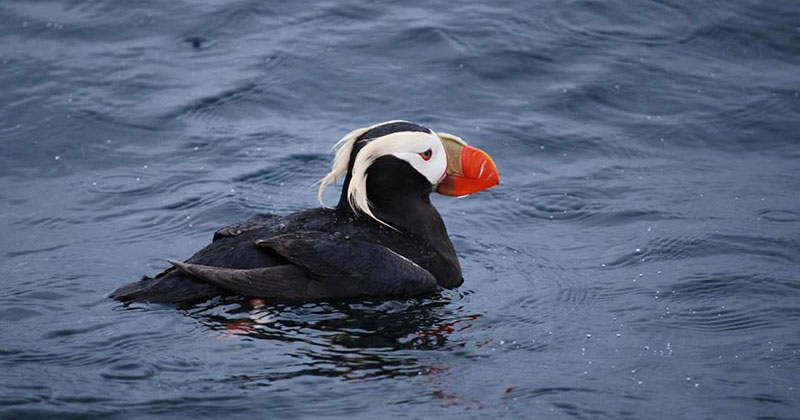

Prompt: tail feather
xmin=110 ymin=268 xmax=226 ymax=304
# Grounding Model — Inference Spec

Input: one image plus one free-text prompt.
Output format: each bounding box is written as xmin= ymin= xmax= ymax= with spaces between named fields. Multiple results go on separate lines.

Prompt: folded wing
xmin=168 ymin=231 xmax=438 ymax=300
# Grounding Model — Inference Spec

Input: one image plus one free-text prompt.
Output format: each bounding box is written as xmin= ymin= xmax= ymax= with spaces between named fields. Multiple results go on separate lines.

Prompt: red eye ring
xmin=419 ymin=148 xmax=432 ymax=161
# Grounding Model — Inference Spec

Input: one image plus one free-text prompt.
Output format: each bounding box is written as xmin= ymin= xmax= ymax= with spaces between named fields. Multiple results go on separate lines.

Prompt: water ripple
xmin=606 ymin=233 xmax=799 ymax=267
xmin=2 ymin=0 xmax=799 ymax=418
xmin=543 ymin=0 xmax=705 ymax=45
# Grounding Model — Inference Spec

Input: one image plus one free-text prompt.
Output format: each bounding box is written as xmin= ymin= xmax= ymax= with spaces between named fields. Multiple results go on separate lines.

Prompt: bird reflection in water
xmin=183 ymin=294 xmax=482 ymax=406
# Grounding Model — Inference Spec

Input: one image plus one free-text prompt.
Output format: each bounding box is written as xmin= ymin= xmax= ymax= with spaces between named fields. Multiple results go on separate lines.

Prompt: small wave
xmin=758 ymin=209 xmax=800 ymax=223
xmin=543 ymin=0 xmax=705 ymax=46
xmin=665 ymin=305 xmax=781 ymax=333
xmin=84 ymin=173 xmax=156 ymax=196
xmin=4 ymin=244 xmax=67 ymax=258
xmin=670 ymin=273 xmax=799 ymax=301
xmin=233 ymin=153 xmax=327 ymax=186
xmin=100 ymin=362 xmax=156 ymax=381
xmin=604 ymin=232 xmax=800 ymax=268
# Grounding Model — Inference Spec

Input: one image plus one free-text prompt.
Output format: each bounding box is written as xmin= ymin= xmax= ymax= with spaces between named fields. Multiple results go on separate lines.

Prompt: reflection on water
xmin=185 ymin=295 xmax=481 ymax=382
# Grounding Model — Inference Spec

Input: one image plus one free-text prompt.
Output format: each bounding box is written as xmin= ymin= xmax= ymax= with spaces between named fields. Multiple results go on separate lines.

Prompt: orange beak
xmin=436 ymin=133 xmax=500 ymax=197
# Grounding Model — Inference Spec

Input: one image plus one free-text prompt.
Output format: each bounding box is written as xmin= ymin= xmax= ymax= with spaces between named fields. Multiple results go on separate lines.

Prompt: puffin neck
xmin=336 ymin=155 xmax=444 ymax=237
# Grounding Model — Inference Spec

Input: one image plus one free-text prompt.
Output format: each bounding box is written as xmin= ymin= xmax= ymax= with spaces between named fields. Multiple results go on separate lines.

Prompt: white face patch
xmin=386 ymin=130 xmax=448 ymax=186
xmin=346 ymin=130 xmax=447 ymax=226
xmin=317 ymin=121 xmax=449 ymax=228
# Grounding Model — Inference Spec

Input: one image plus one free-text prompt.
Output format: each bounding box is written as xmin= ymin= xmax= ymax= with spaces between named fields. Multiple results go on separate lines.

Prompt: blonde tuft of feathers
xmin=318 ymin=121 xmax=444 ymax=229
xmin=317 ymin=121 xmax=409 ymax=213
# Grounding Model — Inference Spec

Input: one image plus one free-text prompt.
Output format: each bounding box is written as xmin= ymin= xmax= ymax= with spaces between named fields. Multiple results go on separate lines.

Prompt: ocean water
xmin=1 ymin=1 xmax=799 ymax=418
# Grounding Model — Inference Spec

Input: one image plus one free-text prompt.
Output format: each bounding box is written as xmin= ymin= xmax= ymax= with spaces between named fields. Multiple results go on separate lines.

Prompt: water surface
xmin=1 ymin=0 xmax=799 ymax=418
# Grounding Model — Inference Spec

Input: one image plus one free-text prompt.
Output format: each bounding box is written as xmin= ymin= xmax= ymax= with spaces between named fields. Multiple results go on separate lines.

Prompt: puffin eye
xmin=419 ymin=148 xmax=432 ymax=161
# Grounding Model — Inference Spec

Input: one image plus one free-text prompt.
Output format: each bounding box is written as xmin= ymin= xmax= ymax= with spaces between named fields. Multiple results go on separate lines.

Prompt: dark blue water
xmin=1 ymin=1 xmax=799 ymax=418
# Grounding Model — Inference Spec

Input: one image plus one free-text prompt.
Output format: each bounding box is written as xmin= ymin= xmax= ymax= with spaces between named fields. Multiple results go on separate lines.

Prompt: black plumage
xmin=111 ymin=123 xmax=463 ymax=304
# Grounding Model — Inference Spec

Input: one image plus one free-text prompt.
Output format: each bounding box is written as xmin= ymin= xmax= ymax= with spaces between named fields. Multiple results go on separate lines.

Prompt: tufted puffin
xmin=110 ymin=120 xmax=499 ymax=304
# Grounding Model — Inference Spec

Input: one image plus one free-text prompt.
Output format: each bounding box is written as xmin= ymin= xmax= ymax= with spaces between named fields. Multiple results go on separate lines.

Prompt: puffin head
xmin=318 ymin=120 xmax=499 ymax=227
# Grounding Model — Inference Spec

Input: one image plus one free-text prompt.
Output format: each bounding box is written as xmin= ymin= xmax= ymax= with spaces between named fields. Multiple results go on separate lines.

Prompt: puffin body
xmin=111 ymin=121 xmax=499 ymax=304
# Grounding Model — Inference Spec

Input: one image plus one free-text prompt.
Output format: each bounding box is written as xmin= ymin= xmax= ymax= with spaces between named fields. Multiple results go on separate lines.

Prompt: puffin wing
xmin=165 ymin=231 xmax=438 ymax=300
xmin=254 ymin=231 xmax=439 ymax=297
xmin=167 ymin=259 xmax=323 ymax=300
xmin=213 ymin=213 xmax=280 ymax=241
